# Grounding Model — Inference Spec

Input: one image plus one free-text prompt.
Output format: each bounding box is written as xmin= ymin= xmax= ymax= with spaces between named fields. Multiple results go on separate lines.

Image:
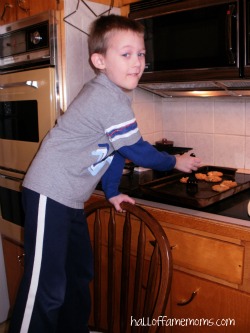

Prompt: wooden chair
xmin=85 ymin=200 xmax=173 ymax=333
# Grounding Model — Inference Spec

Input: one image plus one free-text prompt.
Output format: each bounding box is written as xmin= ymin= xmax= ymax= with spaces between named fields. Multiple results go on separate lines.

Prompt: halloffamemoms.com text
xmin=131 ymin=316 xmax=236 ymax=327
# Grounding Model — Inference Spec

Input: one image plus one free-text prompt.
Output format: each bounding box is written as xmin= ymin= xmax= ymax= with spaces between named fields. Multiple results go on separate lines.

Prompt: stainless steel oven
xmin=0 ymin=11 xmax=61 ymax=321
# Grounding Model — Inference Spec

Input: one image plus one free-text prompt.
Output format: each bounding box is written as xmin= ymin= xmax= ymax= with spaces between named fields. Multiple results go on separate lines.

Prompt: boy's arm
xmin=118 ymin=137 xmax=176 ymax=171
xmin=101 ymin=138 xmax=201 ymax=211
xmin=101 ymin=152 xmax=135 ymax=211
xmin=101 ymin=138 xmax=175 ymax=202
xmin=101 ymin=151 xmax=125 ymax=199
xmin=118 ymin=138 xmax=201 ymax=173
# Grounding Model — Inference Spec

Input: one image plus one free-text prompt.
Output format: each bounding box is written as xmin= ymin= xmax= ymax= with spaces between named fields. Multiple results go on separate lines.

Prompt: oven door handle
xmin=0 ymin=81 xmax=38 ymax=89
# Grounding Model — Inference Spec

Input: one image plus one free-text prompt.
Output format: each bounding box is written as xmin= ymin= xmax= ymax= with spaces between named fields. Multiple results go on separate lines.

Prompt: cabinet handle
xmin=150 ymin=240 xmax=177 ymax=250
xmin=17 ymin=253 xmax=25 ymax=267
xmin=177 ymin=289 xmax=198 ymax=306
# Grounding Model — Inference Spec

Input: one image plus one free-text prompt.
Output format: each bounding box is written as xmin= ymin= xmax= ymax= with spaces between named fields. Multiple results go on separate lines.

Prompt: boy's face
xmin=91 ymin=29 xmax=146 ymax=91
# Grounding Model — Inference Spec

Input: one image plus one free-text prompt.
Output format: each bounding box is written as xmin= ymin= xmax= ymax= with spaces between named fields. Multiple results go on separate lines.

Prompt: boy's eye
xmin=122 ymin=52 xmax=146 ymax=58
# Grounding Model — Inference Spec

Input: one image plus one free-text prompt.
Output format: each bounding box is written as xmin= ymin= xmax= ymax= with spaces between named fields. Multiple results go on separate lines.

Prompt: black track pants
xmin=8 ymin=188 xmax=93 ymax=333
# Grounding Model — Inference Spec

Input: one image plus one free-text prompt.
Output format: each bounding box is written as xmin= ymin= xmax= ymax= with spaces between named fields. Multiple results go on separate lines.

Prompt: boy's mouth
xmin=128 ymin=72 xmax=141 ymax=77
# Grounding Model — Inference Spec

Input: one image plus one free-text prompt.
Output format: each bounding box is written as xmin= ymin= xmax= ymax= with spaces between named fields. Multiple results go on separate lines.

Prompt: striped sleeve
xmin=105 ymin=118 xmax=140 ymax=145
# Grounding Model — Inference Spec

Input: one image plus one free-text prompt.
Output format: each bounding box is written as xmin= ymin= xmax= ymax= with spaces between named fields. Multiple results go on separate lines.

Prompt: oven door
xmin=0 ymin=169 xmax=24 ymax=226
xmin=0 ymin=67 xmax=59 ymax=173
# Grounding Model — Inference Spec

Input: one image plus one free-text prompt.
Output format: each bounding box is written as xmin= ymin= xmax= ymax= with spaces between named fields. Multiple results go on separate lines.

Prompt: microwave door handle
xmin=0 ymin=81 xmax=38 ymax=90
xmin=226 ymin=4 xmax=236 ymax=65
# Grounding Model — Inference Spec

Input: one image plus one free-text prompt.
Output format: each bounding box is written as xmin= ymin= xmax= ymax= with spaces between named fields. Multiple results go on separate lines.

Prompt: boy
xmin=8 ymin=14 xmax=201 ymax=333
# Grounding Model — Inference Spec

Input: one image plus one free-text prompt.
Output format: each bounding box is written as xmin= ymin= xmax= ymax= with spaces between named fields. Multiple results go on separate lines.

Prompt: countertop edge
xmin=94 ymin=190 xmax=250 ymax=229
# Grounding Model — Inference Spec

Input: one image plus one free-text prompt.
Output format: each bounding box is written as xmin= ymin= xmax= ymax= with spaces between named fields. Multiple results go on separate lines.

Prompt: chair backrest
xmin=85 ymin=200 xmax=173 ymax=333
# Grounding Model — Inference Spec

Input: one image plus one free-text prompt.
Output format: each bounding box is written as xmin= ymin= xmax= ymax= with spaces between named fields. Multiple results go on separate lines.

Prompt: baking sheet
xmin=140 ymin=166 xmax=250 ymax=208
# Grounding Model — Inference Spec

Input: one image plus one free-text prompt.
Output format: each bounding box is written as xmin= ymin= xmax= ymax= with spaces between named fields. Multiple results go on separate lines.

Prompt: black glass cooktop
xmin=202 ymin=188 xmax=250 ymax=221
xmin=98 ymin=168 xmax=250 ymax=222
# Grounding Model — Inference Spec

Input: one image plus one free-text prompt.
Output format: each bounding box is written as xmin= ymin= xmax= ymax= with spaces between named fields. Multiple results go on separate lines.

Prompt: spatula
xmin=186 ymin=153 xmax=198 ymax=195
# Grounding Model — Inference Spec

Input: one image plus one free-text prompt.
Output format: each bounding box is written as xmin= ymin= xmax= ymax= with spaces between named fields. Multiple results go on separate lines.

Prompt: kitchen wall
xmin=65 ymin=0 xmax=250 ymax=171
xmin=64 ymin=0 xmax=119 ymax=106
xmin=132 ymin=89 xmax=250 ymax=170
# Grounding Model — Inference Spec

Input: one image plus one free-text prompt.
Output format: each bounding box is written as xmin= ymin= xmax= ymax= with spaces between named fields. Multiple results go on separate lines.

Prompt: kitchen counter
xmin=96 ymin=167 xmax=250 ymax=228
xmin=1 ymin=166 xmax=250 ymax=231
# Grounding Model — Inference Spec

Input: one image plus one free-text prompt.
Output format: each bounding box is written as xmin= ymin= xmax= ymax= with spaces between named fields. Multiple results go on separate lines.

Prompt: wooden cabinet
xmin=29 ymin=0 xmax=59 ymax=16
xmin=0 ymin=0 xmax=137 ymax=25
xmin=88 ymin=0 xmax=140 ymax=16
xmin=0 ymin=0 xmax=17 ymax=24
xmin=172 ymin=270 xmax=250 ymax=333
xmin=88 ymin=0 xmax=140 ymax=7
xmin=155 ymin=212 xmax=250 ymax=332
xmin=0 ymin=0 xmax=138 ymax=25
xmin=0 ymin=0 xmax=60 ymax=25
xmin=87 ymin=193 xmax=250 ymax=332
xmin=2 ymin=237 xmax=24 ymax=313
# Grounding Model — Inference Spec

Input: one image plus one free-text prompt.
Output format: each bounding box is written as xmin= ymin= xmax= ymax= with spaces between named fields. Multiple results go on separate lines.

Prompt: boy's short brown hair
xmin=88 ymin=14 xmax=144 ymax=69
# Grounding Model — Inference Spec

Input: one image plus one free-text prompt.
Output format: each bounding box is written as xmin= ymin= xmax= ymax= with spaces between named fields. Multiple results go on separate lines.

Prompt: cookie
xmin=212 ymin=184 xmax=230 ymax=192
xmin=221 ymin=180 xmax=237 ymax=188
xmin=207 ymin=171 xmax=223 ymax=177
xmin=195 ymin=173 xmax=207 ymax=180
xmin=180 ymin=177 xmax=189 ymax=184
xmin=206 ymin=175 xmax=222 ymax=183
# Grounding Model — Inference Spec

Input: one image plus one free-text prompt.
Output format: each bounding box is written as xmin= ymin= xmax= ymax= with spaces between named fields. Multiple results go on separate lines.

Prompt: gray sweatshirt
xmin=23 ymin=73 xmax=141 ymax=209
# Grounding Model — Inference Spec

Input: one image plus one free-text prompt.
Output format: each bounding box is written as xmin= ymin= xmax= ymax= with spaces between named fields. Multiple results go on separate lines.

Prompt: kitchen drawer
xmin=172 ymin=270 xmax=250 ymax=333
xmin=164 ymin=227 xmax=243 ymax=284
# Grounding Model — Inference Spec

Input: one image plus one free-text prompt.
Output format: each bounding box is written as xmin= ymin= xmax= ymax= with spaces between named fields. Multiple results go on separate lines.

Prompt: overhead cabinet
xmin=0 ymin=0 xmax=60 ymax=24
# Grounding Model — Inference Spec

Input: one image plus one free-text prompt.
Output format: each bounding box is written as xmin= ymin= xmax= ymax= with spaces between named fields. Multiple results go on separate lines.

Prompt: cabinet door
xmin=2 ymin=238 xmax=24 ymax=312
xmin=0 ymin=0 xmax=30 ymax=23
xmin=0 ymin=0 xmax=59 ymax=25
xmin=172 ymin=270 xmax=250 ymax=333
xmin=16 ymin=0 xmax=30 ymax=21
xmin=29 ymin=0 xmax=58 ymax=16
xmin=0 ymin=0 xmax=17 ymax=24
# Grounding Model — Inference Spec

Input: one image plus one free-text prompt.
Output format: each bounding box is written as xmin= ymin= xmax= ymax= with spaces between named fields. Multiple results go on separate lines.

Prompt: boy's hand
xmin=175 ymin=153 xmax=202 ymax=173
xmin=109 ymin=193 xmax=135 ymax=212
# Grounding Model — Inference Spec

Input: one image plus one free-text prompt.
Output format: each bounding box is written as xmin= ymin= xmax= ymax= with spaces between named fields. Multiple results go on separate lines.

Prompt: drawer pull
xmin=17 ymin=253 xmax=25 ymax=267
xmin=177 ymin=290 xmax=198 ymax=306
xmin=149 ymin=240 xmax=177 ymax=250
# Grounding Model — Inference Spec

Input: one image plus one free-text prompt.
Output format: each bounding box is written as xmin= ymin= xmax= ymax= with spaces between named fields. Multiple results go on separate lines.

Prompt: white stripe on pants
xmin=20 ymin=194 xmax=47 ymax=333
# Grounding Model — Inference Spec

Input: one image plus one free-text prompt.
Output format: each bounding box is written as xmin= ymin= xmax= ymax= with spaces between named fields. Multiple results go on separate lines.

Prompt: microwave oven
xmin=129 ymin=0 xmax=250 ymax=97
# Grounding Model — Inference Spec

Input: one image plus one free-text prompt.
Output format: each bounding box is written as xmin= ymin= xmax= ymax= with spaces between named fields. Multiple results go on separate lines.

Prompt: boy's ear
xmin=91 ymin=53 xmax=106 ymax=70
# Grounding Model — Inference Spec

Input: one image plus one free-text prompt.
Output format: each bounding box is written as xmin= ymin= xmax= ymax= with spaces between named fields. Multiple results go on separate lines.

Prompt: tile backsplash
xmin=132 ymin=88 xmax=250 ymax=170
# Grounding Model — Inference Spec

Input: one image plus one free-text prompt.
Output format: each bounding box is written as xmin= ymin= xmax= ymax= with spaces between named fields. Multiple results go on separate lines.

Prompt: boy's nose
xmin=133 ymin=55 xmax=144 ymax=67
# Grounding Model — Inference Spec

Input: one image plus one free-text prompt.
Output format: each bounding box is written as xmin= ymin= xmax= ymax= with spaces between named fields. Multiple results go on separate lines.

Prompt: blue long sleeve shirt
xmin=101 ymin=137 xmax=176 ymax=199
